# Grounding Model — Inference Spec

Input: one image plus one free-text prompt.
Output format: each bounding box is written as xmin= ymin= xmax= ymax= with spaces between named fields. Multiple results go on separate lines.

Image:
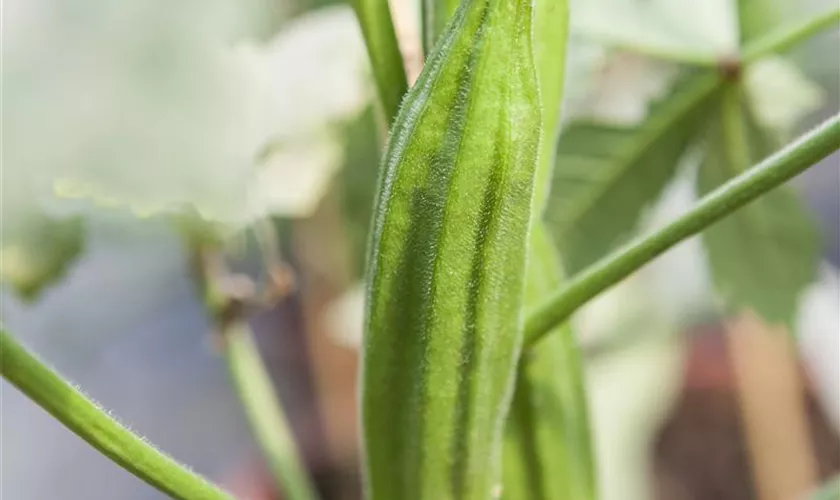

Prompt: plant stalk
xmin=524 ymin=112 xmax=840 ymax=347
xmin=351 ymin=0 xmax=410 ymax=124
xmin=223 ymin=322 xmax=318 ymax=500
xmin=191 ymin=242 xmax=320 ymax=500
xmin=0 ymin=329 xmax=233 ymax=500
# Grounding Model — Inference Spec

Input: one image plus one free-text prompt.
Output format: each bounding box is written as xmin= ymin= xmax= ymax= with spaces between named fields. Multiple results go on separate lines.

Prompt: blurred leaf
xmin=744 ymin=56 xmax=825 ymax=137
xmin=697 ymin=85 xmax=820 ymax=326
xmin=564 ymin=52 xmax=679 ymax=126
xmin=572 ymin=0 xmax=737 ymax=61
xmin=646 ymin=0 xmax=740 ymax=52
xmin=257 ymin=6 xmax=372 ymax=138
xmin=1 ymin=216 xmax=85 ymax=301
xmin=737 ymin=0 xmax=782 ymax=42
xmin=546 ymin=71 xmax=723 ymax=273
xmin=251 ymin=134 xmax=345 ymax=218
xmin=5 ymin=2 xmax=369 ymax=227
xmin=736 ymin=0 xmax=826 ymax=140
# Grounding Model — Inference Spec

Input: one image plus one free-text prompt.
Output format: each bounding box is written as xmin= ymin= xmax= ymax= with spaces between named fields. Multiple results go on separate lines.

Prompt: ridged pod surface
xmin=360 ymin=0 xmax=541 ymax=498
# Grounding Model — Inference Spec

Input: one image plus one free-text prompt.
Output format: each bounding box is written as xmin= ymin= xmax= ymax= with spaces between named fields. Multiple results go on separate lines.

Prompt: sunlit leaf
xmin=744 ymin=56 xmax=825 ymax=137
xmin=572 ymin=0 xmax=738 ymax=60
xmin=563 ymin=52 xmax=677 ymax=126
xmin=697 ymin=85 xmax=820 ymax=325
xmin=5 ymin=2 xmax=369 ymax=226
xmin=250 ymin=135 xmax=345 ymax=218
xmin=546 ymin=71 xmax=723 ymax=273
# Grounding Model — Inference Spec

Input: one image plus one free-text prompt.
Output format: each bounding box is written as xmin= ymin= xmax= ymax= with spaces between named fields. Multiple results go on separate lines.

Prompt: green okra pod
xmin=360 ymin=0 xmax=541 ymax=498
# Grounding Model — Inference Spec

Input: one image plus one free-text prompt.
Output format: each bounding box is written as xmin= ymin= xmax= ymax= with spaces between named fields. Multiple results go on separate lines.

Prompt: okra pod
xmin=361 ymin=0 xmax=541 ymax=498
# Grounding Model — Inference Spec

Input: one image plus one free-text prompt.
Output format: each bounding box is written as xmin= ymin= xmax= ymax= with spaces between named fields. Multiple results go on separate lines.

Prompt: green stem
xmin=742 ymin=8 xmax=840 ymax=63
xmin=0 ymin=330 xmax=233 ymax=500
xmin=524 ymin=112 xmax=840 ymax=347
xmin=224 ymin=322 xmax=318 ymax=500
xmin=351 ymin=0 xmax=410 ymax=124
xmin=191 ymin=241 xmax=319 ymax=500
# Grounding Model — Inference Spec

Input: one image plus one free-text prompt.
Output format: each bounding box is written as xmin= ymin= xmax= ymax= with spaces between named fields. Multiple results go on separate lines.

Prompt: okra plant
xmin=1 ymin=0 xmax=839 ymax=499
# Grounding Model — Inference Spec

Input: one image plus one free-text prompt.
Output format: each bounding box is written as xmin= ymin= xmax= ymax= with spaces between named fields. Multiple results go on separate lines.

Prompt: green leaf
xmin=744 ymin=56 xmax=824 ymax=137
xmin=525 ymin=113 xmax=840 ymax=346
xmin=545 ymin=71 xmax=723 ymax=273
xmin=737 ymin=0 xmax=782 ymax=43
xmin=1 ymin=215 xmax=85 ymax=301
xmin=6 ymin=4 xmax=369 ymax=227
xmin=572 ymin=0 xmax=732 ymax=64
xmin=697 ymin=84 xmax=820 ymax=326
xmin=361 ymin=0 xmax=541 ymax=497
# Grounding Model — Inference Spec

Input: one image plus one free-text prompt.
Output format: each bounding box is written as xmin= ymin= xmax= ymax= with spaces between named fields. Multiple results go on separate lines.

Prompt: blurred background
xmin=1 ymin=0 xmax=838 ymax=499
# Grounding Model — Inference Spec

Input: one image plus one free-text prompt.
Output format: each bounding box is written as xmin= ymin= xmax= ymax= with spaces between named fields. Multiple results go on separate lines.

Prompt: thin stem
xmin=742 ymin=8 xmax=840 ymax=63
xmin=224 ymin=322 xmax=318 ymax=500
xmin=0 ymin=330 xmax=233 ymax=500
xmin=524 ymin=113 xmax=840 ymax=347
xmin=192 ymin=243 xmax=319 ymax=500
xmin=351 ymin=0 xmax=410 ymax=124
